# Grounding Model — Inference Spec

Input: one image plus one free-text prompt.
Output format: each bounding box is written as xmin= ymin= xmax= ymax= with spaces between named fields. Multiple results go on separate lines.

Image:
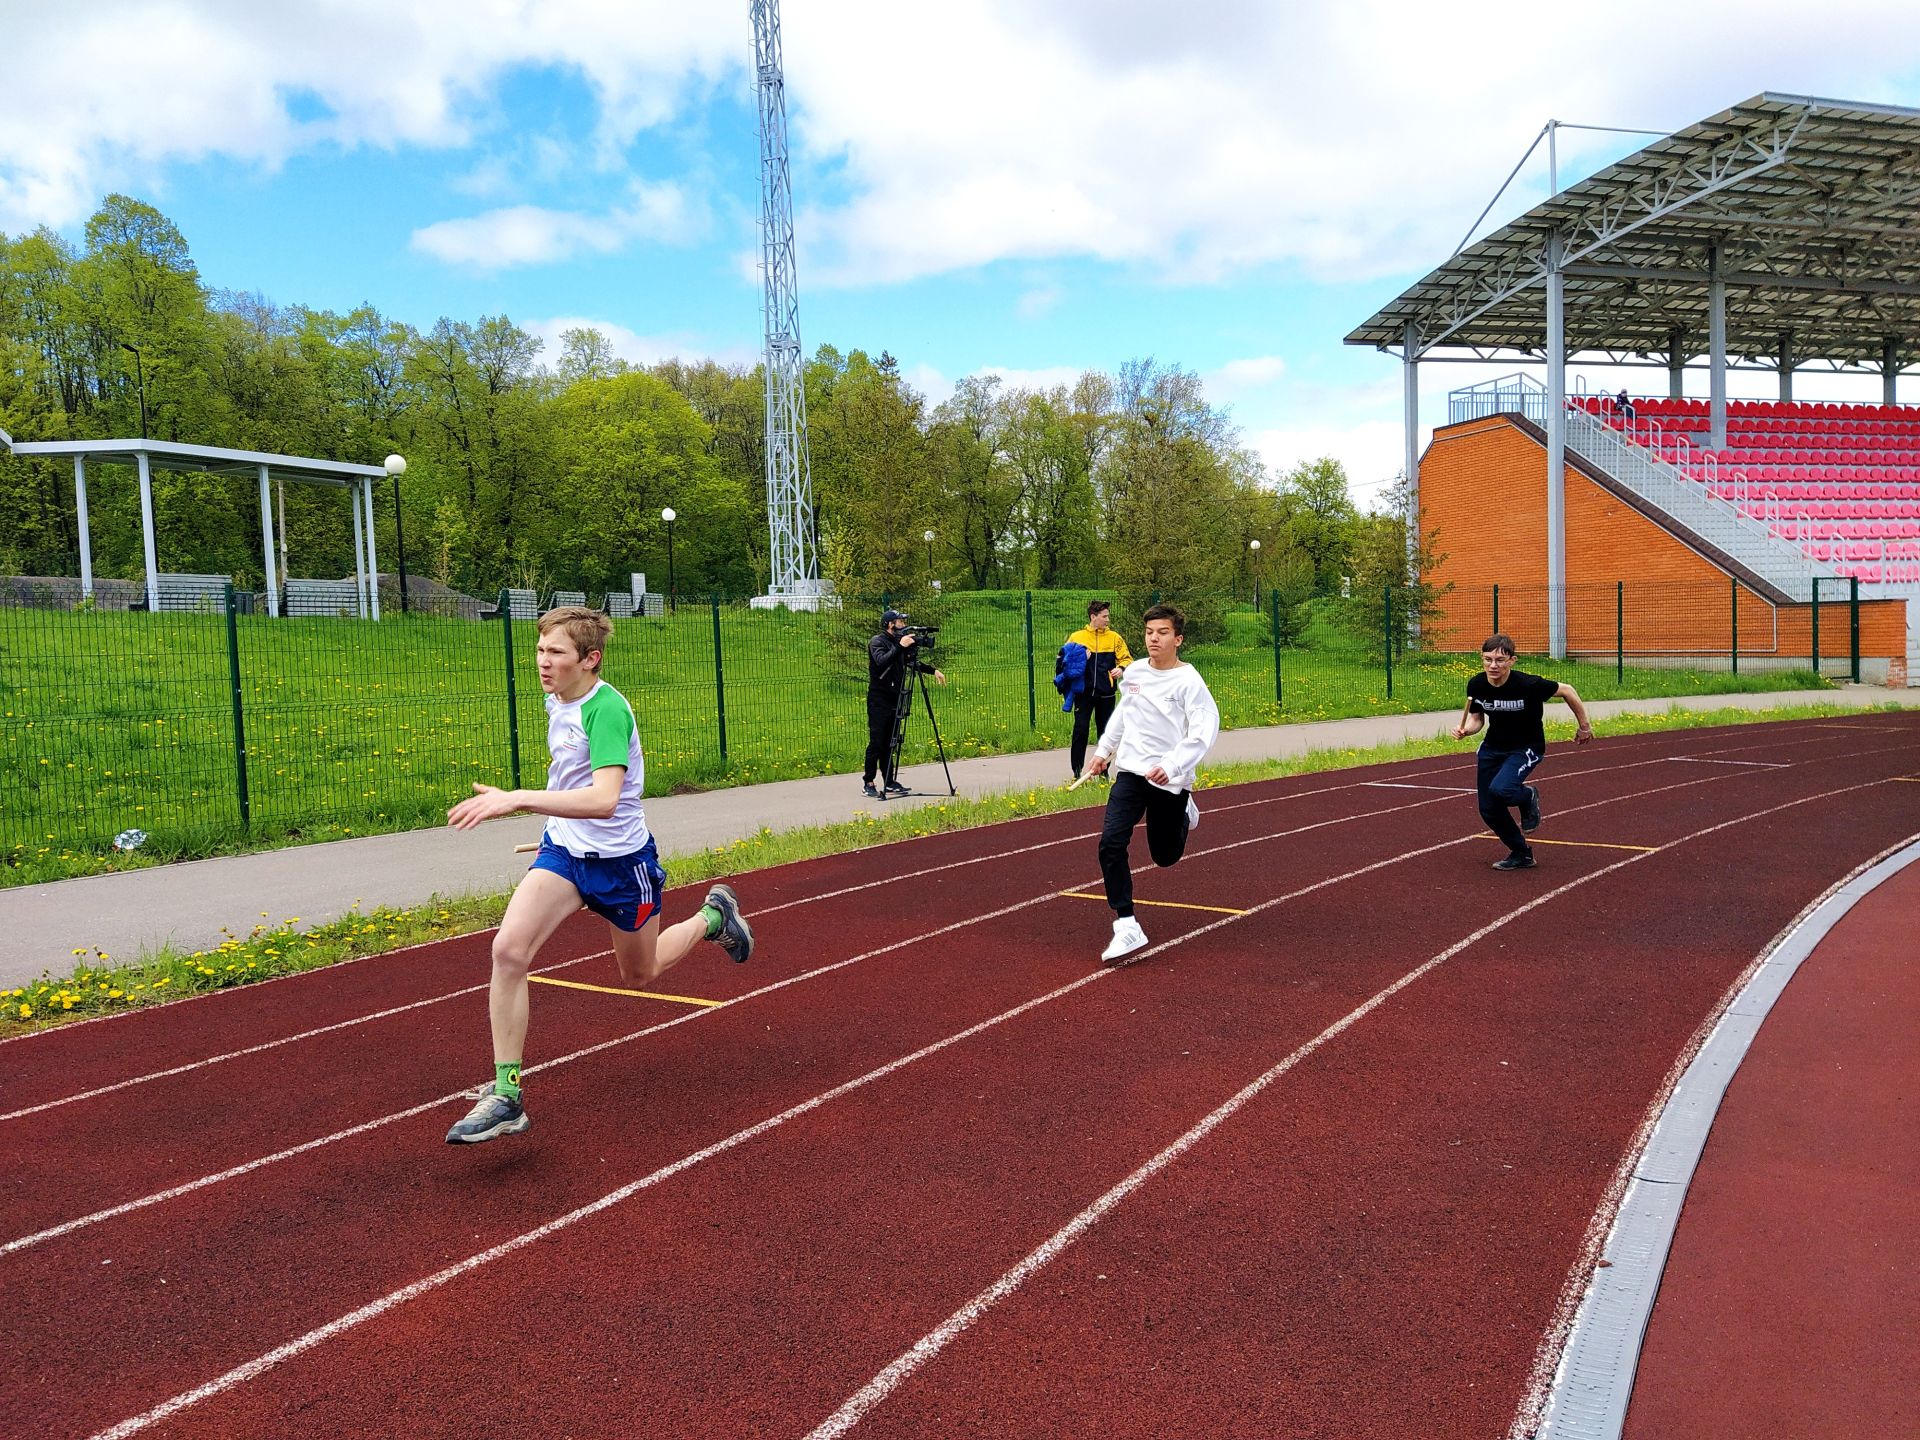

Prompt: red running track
xmin=1 ymin=715 xmax=1915 ymax=1440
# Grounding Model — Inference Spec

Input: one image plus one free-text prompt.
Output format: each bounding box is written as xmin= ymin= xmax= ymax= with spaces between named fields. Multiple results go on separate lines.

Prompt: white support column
xmin=349 ymin=478 xmax=368 ymax=618
xmin=1545 ymin=231 xmax=1567 ymax=660
xmin=136 ymin=450 xmax=160 ymax=611
xmin=257 ymin=465 xmax=279 ymax=617
xmin=74 ymin=456 xmax=94 ymax=602
xmin=1709 ymin=244 xmax=1728 ymax=450
xmin=361 ymin=475 xmax=381 ymax=620
xmin=1403 ymin=319 xmax=1420 ymax=578
xmin=1668 ymin=327 xmax=1686 ymax=400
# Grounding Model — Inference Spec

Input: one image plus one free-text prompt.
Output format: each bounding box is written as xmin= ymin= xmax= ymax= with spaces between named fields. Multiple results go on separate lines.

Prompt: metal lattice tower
xmin=751 ymin=0 xmax=819 ymax=597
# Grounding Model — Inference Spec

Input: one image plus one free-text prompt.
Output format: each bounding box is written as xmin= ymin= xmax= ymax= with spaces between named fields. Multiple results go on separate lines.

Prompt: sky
xmin=8 ymin=1 xmax=1920 ymax=510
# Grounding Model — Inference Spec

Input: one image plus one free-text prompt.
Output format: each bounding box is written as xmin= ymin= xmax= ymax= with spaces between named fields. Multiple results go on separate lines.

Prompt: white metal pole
xmin=257 ymin=464 xmax=278 ymax=617
xmin=1403 ymin=320 xmax=1420 ymax=579
xmin=136 ymin=450 xmax=160 ymax=611
xmin=349 ymin=478 xmax=368 ymax=618
xmin=1709 ymin=245 xmax=1728 ymax=451
xmin=1546 ymin=231 xmax=1567 ymax=660
xmin=361 ymin=476 xmax=381 ymax=620
xmin=74 ymin=456 xmax=94 ymax=602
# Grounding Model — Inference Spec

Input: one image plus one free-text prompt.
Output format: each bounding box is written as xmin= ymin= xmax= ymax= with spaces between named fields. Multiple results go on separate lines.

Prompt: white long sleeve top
xmin=1094 ymin=659 xmax=1220 ymax=793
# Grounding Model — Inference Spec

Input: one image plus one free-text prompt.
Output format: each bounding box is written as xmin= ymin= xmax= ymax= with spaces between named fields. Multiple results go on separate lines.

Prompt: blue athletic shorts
xmin=529 ymin=835 xmax=664 ymax=932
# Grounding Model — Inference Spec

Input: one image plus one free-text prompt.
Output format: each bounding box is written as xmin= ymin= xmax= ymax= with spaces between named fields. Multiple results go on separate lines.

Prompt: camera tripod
xmin=883 ymin=659 xmax=957 ymax=798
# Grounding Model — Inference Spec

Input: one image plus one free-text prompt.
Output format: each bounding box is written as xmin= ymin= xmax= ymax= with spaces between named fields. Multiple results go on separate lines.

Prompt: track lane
xmin=121 ymin=739 xmax=1920 ymax=1440
xmin=4 ymin=717 xmax=1910 ymax=1440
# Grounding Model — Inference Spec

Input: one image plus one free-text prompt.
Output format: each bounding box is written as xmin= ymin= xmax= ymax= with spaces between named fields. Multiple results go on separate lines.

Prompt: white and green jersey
xmin=542 ymin=681 xmax=650 ymax=857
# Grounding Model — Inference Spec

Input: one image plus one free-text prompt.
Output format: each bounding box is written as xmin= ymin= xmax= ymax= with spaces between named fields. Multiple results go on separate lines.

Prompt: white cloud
xmin=410 ymin=180 xmax=701 ymax=269
xmin=0 ymin=1 xmax=738 ymax=232
xmin=524 ymin=315 xmax=758 ymax=369
xmin=1204 ymin=356 xmax=1287 ymax=401
xmin=1248 ymin=421 xmax=1409 ymax=508
xmin=10 ymin=0 xmax=1920 ymax=297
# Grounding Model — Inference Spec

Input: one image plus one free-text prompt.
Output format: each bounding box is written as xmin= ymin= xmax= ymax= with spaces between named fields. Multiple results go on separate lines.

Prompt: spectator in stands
xmin=1615 ymin=389 xmax=1636 ymax=423
xmin=1449 ymin=634 xmax=1594 ymax=871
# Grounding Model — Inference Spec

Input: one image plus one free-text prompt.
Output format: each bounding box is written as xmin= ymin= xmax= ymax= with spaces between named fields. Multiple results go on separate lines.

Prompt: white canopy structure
xmin=0 ymin=431 xmax=388 ymax=618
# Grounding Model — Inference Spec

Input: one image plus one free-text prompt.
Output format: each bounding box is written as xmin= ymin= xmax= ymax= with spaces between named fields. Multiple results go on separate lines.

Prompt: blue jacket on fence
xmin=1053 ymin=641 xmax=1090 ymax=712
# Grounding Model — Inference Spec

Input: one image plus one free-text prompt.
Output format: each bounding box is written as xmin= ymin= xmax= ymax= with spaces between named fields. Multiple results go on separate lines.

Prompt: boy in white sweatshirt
xmin=1083 ymin=603 xmax=1221 ymax=961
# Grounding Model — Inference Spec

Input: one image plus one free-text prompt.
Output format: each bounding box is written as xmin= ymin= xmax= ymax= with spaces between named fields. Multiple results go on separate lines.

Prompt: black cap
xmin=882 ymin=608 xmax=907 ymax=623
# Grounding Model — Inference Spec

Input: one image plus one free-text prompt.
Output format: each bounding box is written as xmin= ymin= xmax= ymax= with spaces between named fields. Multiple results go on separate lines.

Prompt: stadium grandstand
xmin=1348 ymin=92 xmax=1920 ymax=684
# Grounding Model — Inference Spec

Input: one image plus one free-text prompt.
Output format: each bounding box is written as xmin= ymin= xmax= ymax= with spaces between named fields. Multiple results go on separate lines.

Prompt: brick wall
xmin=1419 ymin=416 xmax=1906 ymax=672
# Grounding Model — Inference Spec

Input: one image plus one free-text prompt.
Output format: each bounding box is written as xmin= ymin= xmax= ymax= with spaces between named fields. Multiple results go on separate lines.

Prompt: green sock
xmin=494 ymin=1062 xmax=522 ymax=1101
xmin=699 ymin=904 xmax=724 ymax=939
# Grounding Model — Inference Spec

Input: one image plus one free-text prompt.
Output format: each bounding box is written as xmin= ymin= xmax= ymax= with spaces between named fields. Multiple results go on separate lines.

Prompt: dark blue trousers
xmin=1477 ymin=745 xmax=1542 ymax=857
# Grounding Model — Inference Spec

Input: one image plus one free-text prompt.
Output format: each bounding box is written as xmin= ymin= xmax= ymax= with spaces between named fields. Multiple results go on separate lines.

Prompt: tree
xmin=1339 ymin=471 xmax=1450 ymax=659
xmin=1277 ymin=456 xmax=1361 ymax=592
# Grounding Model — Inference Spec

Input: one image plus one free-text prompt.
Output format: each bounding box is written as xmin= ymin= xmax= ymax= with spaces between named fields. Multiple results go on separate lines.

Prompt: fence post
xmin=1271 ymin=589 xmax=1283 ymax=710
xmin=1849 ymin=577 xmax=1860 ymax=682
xmin=1024 ymin=590 xmax=1036 ymax=729
xmin=1616 ymin=580 xmax=1624 ymax=685
xmin=711 ymin=594 xmax=728 ymax=760
xmin=1492 ymin=583 xmax=1499 ymax=636
xmin=1811 ymin=577 xmax=1821 ymax=676
xmin=500 ymin=588 xmax=522 ymax=790
xmin=1383 ymin=586 xmax=1394 ymax=699
xmin=224 ymin=583 xmax=251 ymax=830
xmin=1730 ymin=577 xmax=1739 ymax=675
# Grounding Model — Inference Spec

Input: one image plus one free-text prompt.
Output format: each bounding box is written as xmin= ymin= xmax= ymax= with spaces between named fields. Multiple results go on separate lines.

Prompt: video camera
xmin=900 ymin=622 xmax=939 ymax=651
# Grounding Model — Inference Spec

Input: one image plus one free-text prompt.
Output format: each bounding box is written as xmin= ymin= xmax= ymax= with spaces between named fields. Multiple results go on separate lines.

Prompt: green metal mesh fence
xmin=0 ymin=579 xmax=1854 ymax=882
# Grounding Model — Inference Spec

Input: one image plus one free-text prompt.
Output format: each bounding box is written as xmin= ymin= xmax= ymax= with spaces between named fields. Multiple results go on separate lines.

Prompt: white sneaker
xmin=1185 ymin=795 xmax=1200 ymax=832
xmin=1101 ymin=916 xmax=1149 ymax=962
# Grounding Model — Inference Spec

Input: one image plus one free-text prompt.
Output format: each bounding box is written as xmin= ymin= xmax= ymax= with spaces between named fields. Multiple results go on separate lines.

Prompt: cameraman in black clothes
xmin=864 ymin=608 xmax=946 ymax=799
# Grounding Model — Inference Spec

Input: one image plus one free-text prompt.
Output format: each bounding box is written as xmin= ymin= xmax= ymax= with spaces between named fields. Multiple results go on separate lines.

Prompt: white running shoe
xmin=1101 ymin=916 xmax=1149 ymax=962
xmin=1185 ymin=795 xmax=1200 ymax=832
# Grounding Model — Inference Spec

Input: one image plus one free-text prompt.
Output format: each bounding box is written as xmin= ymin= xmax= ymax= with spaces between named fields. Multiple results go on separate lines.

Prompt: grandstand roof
xmin=1347 ymin=93 xmax=1920 ymax=368
xmin=0 ymin=433 xmax=384 ymax=486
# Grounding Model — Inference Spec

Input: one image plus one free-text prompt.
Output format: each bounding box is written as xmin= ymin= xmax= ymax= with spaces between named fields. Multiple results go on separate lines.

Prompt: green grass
xmin=3 ymin=697 xmax=1897 ymax=1038
xmin=0 ymin=593 xmax=1836 ymax=885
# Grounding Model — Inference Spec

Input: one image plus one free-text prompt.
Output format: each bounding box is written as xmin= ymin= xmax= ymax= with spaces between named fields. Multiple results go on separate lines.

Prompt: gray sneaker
xmin=446 ymin=1090 xmax=529 ymax=1144
xmin=705 ymin=883 xmax=754 ymax=963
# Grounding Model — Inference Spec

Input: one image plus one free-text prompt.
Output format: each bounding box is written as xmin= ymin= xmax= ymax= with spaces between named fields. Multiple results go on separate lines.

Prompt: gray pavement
xmin=3 ymin=686 xmax=1914 ymax=987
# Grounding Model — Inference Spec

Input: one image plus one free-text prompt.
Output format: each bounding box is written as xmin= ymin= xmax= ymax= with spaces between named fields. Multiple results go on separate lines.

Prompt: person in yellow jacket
xmin=1064 ymin=599 xmax=1133 ymax=778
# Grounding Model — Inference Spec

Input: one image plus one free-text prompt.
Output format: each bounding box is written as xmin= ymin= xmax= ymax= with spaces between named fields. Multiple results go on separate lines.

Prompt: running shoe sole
xmin=706 ymin=883 xmax=754 ymax=963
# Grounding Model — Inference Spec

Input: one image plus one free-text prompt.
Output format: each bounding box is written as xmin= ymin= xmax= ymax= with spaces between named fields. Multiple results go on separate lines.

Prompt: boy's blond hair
xmin=538 ymin=606 xmax=613 ymax=672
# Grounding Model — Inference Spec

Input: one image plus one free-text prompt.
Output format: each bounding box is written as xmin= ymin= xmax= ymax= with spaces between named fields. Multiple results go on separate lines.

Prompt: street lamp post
xmin=661 ymin=507 xmax=677 ymax=612
xmin=385 ymin=455 xmax=410 ymax=613
xmin=1248 ymin=537 xmax=1262 ymax=607
xmin=119 ymin=342 xmax=149 ymax=438
xmin=923 ymin=529 xmax=935 ymax=583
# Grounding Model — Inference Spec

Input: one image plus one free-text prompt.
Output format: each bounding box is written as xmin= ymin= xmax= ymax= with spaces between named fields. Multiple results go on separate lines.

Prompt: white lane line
xmin=1529 ymin=832 xmax=1920 ymax=1440
xmin=813 ymin=768 xmax=1918 ymax=1440
xmin=29 ymin=738 xmax=1916 ymax=1253
xmin=82 ymin=827 xmax=1479 ymax=1440
xmin=0 ymin=954 xmax=603 ymax=1124
xmin=1665 ymin=756 xmax=1792 ymax=768
xmin=3 ymin=794 xmax=1465 ymax=1257
xmin=1364 ymin=781 xmax=1478 ymax=793
xmin=1503 ymin=790 xmax=1919 ymax=1439
xmin=5 ymin=773 xmax=1468 ymax=1120
xmin=72 ymin=751 xmax=1920 ymax=1437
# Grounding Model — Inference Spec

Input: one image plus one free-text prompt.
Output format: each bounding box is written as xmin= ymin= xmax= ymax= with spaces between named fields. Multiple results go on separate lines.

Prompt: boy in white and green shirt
xmin=444 ymin=606 xmax=753 ymax=1143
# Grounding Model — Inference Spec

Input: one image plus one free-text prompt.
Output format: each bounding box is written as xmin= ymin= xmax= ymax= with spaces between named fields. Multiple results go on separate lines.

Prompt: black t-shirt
xmin=1466 ymin=669 xmax=1559 ymax=753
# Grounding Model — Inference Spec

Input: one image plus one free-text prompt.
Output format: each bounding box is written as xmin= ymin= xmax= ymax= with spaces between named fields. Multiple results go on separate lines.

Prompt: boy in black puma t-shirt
xmin=1451 ymin=634 xmax=1594 ymax=870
